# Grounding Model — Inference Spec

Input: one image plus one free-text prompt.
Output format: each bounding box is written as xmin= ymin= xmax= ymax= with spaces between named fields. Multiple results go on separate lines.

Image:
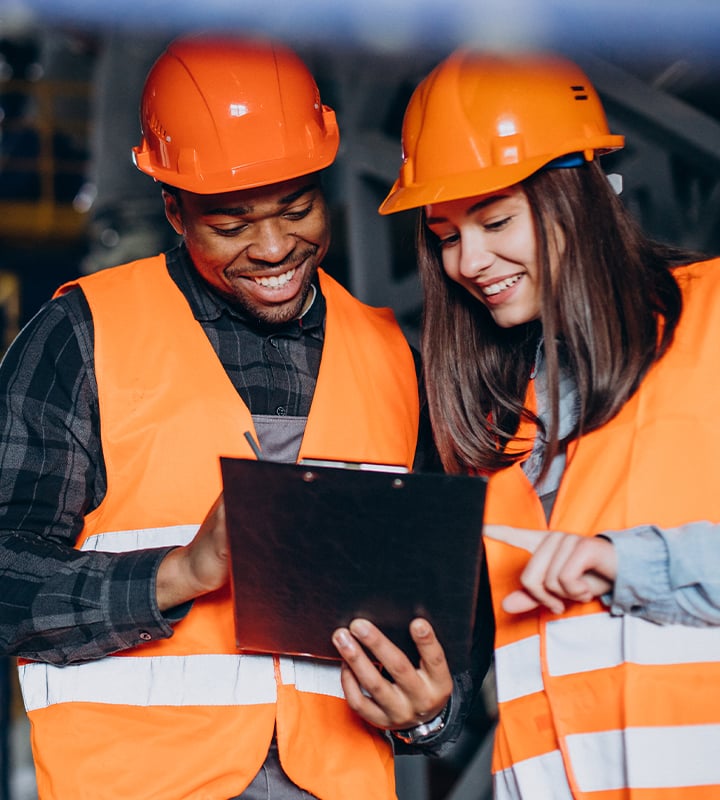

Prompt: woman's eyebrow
xmin=466 ymin=194 xmax=511 ymax=216
xmin=426 ymin=193 xmax=511 ymax=226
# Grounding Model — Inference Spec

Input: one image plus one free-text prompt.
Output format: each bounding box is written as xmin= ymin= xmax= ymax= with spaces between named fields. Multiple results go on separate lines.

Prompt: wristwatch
xmin=391 ymin=703 xmax=449 ymax=744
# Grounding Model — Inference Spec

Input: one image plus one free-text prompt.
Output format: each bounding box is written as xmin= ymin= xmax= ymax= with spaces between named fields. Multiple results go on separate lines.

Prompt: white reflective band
xmin=494 ymin=726 xmax=720 ymax=797
xmin=497 ymin=613 xmax=720 ymax=702
xmin=81 ymin=525 xmax=199 ymax=552
xmin=494 ymin=635 xmax=543 ymax=704
xmin=278 ymin=657 xmax=344 ymax=699
xmin=20 ymin=654 xmax=277 ymax=711
xmin=545 ymin=613 xmax=622 ymax=675
xmin=568 ymin=725 xmax=720 ymax=791
xmin=546 ymin=613 xmax=720 ymax=677
xmin=20 ymin=652 xmax=347 ymax=712
xmin=494 ymin=749 xmax=574 ymax=800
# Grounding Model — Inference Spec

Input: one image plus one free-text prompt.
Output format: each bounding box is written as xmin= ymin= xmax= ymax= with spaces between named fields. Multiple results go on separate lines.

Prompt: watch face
xmin=393 ymin=710 xmax=447 ymax=743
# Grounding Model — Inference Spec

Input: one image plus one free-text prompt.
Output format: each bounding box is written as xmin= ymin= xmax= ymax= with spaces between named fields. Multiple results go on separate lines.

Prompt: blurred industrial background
xmin=1 ymin=1 xmax=720 ymax=798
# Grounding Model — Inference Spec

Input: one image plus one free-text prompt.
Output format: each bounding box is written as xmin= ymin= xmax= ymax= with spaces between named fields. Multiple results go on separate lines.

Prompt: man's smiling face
xmin=164 ymin=174 xmax=330 ymax=326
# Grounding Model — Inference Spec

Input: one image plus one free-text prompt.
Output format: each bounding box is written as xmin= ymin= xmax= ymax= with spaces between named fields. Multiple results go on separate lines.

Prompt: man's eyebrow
xmin=203 ymin=183 xmax=318 ymax=217
xmin=426 ymin=193 xmax=511 ymax=226
xmin=279 ymin=182 xmax=318 ymax=205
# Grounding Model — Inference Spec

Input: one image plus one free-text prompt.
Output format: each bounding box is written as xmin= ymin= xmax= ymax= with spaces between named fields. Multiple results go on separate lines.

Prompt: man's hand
xmin=331 ymin=618 xmax=452 ymax=732
xmin=156 ymin=493 xmax=229 ymax=611
xmin=484 ymin=524 xmax=617 ymax=615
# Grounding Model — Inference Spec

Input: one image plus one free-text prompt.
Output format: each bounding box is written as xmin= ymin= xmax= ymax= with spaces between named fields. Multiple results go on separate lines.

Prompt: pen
xmin=243 ymin=431 xmax=263 ymax=460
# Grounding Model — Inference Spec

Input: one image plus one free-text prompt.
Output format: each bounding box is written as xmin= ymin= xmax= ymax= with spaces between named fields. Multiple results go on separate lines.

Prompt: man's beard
xmin=225 ymin=250 xmax=319 ymax=327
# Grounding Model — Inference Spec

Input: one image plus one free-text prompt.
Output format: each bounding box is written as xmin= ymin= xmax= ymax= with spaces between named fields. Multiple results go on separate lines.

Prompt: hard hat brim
xmin=379 ymin=138 xmax=624 ymax=215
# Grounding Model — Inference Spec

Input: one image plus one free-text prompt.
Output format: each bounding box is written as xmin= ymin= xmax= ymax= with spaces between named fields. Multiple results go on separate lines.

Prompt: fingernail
xmin=350 ymin=619 xmax=370 ymax=638
xmin=333 ymin=629 xmax=353 ymax=650
xmin=412 ymin=619 xmax=430 ymax=637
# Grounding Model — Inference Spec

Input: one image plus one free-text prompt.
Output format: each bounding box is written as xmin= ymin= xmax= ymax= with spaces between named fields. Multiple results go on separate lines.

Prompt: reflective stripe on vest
xmin=80 ymin=524 xmax=197 ymax=552
xmin=20 ymin=655 xmax=343 ymax=712
xmin=495 ymin=613 xmax=720 ymax=704
xmin=494 ymin=725 xmax=720 ymax=797
xmin=494 ymin=750 xmax=574 ymax=800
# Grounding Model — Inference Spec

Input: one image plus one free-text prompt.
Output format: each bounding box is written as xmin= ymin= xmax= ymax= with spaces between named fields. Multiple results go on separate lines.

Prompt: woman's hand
xmin=331 ymin=617 xmax=452 ymax=731
xmin=484 ymin=524 xmax=617 ymax=615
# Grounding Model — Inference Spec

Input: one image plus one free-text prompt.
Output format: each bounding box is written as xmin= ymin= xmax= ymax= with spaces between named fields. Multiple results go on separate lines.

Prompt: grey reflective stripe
xmin=20 ymin=653 xmax=346 ymax=712
xmin=80 ymin=524 xmax=198 ymax=552
xmin=495 ymin=612 xmax=720 ymax=703
xmin=278 ymin=656 xmax=344 ymax=699
xmin=494 ymin=635 xmax=543 ymax=704
xmin=20 ymin=654 xmax=277 ymax=711
xmin=568 ymin=725 xmax=720 ymax=792
xmin=546 ymin=612 xmax=720 ymax=675
xmin=494 ymin=727 xmax=720 ymax=797
xmin=494 ymin=749 xmax=574 ymax=800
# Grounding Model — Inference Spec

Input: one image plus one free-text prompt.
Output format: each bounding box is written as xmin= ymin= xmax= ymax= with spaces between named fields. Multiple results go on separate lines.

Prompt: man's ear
xmin=162 ymin=189 xmax=184 ymax=236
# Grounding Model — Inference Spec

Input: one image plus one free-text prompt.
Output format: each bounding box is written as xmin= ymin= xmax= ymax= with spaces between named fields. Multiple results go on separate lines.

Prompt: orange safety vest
xmin=19 ymin=255 xmax=419 ymax=800
xmin=484 ymin=258 xmax=720 ymax=799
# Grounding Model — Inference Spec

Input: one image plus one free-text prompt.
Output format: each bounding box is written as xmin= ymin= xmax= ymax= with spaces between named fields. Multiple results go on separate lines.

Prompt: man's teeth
xmin=482 ymin=275 xmax=521 ymax=296
xmin=254 ymin=268 xmax=296 ymax=288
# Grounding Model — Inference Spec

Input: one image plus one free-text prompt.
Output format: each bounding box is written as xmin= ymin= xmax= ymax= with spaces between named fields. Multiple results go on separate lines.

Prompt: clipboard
xmin=220 ymin=456 xmax=487 ymax=672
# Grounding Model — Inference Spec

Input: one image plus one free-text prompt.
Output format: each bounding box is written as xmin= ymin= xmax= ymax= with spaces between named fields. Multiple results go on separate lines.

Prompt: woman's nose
xmin=459 ymin=233 xmax=495 ymax=278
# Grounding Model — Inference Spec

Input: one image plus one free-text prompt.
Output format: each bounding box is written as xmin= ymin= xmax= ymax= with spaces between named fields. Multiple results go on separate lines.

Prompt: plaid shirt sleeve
xmin=0 ymin=291 xmax=177 ymax=664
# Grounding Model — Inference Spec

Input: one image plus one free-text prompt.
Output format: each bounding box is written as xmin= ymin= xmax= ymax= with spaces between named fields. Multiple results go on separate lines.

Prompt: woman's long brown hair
xmin=418 ymin=160 xmax=699 ymax=477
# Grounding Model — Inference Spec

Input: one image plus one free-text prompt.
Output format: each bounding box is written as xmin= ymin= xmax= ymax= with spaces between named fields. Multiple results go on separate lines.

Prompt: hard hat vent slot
xmin=146 ymin=111 xmax=167 ymax=139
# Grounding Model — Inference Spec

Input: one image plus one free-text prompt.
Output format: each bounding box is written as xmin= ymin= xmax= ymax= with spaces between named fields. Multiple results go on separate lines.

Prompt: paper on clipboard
xmin=220 ymin=456 xmax=487 ymax=672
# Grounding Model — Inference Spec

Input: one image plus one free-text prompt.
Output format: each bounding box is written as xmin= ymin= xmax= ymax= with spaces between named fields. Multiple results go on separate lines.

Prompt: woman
xmin=379 ymin=50 xmax=720 ymax=798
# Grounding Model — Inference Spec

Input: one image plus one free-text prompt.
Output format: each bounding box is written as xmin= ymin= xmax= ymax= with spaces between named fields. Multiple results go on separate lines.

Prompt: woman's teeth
xmin=482 ymin=275 xmax=521 ymax=296
xmin=254 ymin=268 xmax=296 ymax=288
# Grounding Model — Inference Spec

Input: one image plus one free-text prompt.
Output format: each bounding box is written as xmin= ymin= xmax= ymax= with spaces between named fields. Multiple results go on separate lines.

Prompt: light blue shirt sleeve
xmin=602 ymin=522 xmax=720 ymax=627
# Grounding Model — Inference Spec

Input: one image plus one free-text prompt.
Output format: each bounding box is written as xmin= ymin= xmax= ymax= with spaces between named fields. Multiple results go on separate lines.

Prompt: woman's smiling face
xmin=425 ymin=185 xmax=547 ymax=328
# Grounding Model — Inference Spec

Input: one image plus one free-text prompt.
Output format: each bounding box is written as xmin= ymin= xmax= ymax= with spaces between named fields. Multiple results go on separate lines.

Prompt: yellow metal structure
xmin=0 ymin=76 xmax=89 ymax=240
xmin=0 ymin=270 xmax=19 ymax=357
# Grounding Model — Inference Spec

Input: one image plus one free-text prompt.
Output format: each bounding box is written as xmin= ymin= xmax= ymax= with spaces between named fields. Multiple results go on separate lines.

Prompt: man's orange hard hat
xmin=133 ymin=36 xmax=339 ymax=194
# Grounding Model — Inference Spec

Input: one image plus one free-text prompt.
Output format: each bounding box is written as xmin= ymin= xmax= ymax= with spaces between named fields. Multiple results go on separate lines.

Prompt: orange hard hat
xmin=132 ymin=36 xmax=339 ymax=194
xmin=379 ymin=50 xmax=624 ymax=214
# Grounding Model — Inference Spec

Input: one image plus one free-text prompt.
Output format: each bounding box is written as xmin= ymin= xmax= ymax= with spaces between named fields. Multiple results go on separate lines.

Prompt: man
xmin=0 ymin=35 xmax=492 ymax=800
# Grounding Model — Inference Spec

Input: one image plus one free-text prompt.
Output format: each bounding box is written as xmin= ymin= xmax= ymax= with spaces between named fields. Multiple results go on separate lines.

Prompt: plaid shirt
xmin=0 ymin=246 xmax=336 ymax=663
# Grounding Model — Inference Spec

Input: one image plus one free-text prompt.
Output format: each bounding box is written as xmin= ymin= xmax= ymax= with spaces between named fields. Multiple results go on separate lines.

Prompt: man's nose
xmin=246 ymin=219 xmax=294 ymax=263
